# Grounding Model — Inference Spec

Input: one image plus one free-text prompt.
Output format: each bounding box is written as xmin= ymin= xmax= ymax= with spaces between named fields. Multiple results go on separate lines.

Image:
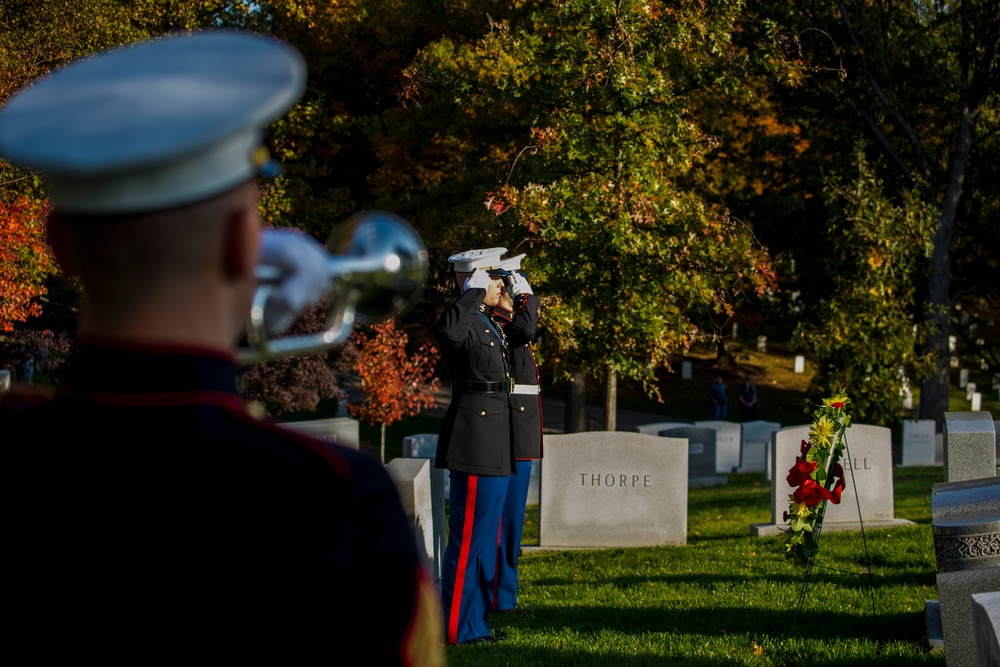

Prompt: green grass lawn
xmin=449 ymin=468 xmax=946 ymax=666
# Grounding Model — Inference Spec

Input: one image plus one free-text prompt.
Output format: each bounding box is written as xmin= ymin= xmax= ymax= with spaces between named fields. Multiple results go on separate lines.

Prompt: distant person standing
xmin=738 ymin=373 xmax=759 ymax=422
xmin=490 ymin=253 xmax=541 ymax=613
xmin=707 ymin=373 xmax=727 ymax=420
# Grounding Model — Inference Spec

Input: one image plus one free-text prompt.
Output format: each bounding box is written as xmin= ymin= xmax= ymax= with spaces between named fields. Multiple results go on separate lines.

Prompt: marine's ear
xmin=221 ymin=185 xmax=260 ymax=281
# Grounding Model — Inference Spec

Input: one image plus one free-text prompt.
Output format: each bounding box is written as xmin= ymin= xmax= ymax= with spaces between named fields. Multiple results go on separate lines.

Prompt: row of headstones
xmin=280 ymin=413 xmax=998 ymax=665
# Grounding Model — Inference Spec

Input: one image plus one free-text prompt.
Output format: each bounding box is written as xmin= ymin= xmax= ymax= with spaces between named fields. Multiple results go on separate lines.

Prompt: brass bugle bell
xmin=238 ymin=210 xmax=429 ymax=364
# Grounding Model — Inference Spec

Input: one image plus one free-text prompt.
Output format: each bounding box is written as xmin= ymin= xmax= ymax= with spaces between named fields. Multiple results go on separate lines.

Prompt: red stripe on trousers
xmin=448 ymin=476 xmax=479 ymax=644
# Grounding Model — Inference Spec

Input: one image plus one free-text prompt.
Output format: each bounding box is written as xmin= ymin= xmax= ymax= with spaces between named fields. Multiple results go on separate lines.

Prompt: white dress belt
xmin=511 ymin=384 xmax=540 ymax=395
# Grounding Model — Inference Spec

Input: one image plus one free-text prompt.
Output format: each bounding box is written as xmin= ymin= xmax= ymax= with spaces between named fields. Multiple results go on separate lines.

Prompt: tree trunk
xmin=918 ymin=77 xmax=979 ymax=431
xmin=603 ymin=367 xmax=617 ymax=431
xmin=380 ymin=423 xmax=386 ymax=464
xmin=565 ymin=371 xmax=588 ymax=433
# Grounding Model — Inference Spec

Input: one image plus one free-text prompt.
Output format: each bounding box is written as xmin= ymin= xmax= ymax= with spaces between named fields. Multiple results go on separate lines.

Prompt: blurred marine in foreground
xmin=0 ymin=30 xmax=445 ymax=664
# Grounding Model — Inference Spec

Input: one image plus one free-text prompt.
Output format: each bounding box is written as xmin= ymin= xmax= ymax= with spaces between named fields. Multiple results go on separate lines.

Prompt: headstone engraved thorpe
xmin=538 ymin=432 xmax=688 ymax=548
xmin=942 ymin=412 xmax=997 ymax=483
xmin=901 ymin=419 xmax=938 ymax=467
xmin=660 ymin=426 xmax=727 ymax=488
xmin=738 ymin=420 xmax=783 ymax=476
xmin=385 ymin=457 xmax=439 ymax=582
xmin=926 ymin=477 xmax=1000 ymax=667
xmin=749 ymin=423 xmax=913 ymax=537
xmin=694 ymin=420 xmax=742 ymax=473
xmin=278 ymin=417 xmax=360 ymax=449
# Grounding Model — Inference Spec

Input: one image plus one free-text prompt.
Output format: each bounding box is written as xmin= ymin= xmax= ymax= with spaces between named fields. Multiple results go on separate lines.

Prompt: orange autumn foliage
xmin=0 ymin=197 xmax=56 ymax=331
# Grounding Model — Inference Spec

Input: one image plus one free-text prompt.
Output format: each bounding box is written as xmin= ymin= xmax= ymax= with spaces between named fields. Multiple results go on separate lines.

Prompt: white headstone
xmin=681 ymin=361 xmax=692 ymax=380
xmin=385 ymin=457 xmax=438 ymax=581
xmin=279 ymin=417 xmax=360 ymax=449
xmin=960 ymin=368 xmax=970 ymax=388
xmin=902 ymin=387 xmax=914 ymax=410
xmin=403 ymin=433 xmax=447 ymax=494
xmin=794 ymin=355 xmax=805 ymax=374
xmin=757 ymin=335 xmax=767 ymax=353
xmin=738 ymin=420 xmax=782 ymax=474
xmin=967 ymin=382 xmax=977 ymax=401
xmin=539 ymin=432 xmax=688 ymax=548
xmin=972 ymin=392 xmax=982 ymax=412
xmin=694 ymin=420 xmax=742 ymax=473
xmin=401 ymin=434 xmax=447 ymax=581
xmin=901 ymin=419 xmax=937 ymax=467
xmin=635 ymin=421 xmax=694 ymax=436
xmin=660 ymin=426 xmax=727 ymax=488
xmin=750 ymin=423 xmax=913 ymax=537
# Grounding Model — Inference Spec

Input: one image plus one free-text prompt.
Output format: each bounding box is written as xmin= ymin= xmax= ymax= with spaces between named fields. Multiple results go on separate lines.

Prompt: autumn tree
xmin=746 ymin=0 xmax=1000 ymax=428
xmin=0 ymin=197 xmax=56 ymax=332
xmin=404 ymin=1 xmax=780 ymax=429
xmin=238 ymin=300 xmax=346 ymax=417
xmin=797 ymin=146 xmax=937 ymax=427
xmin=339 ymin=318 xmax=440 ymax=463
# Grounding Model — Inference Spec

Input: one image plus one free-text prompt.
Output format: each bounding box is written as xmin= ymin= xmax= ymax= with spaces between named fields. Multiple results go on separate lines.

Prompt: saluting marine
xmin=490 ymin=253 xmax=543 ymax=613
xmin=435 ymin=247 xmax=516 ymax=645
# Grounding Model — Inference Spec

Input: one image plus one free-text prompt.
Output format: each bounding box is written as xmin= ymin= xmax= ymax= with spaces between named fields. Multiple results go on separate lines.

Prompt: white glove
xmin=258 ymin=229 xmax=331 ymax=335
xmin=509 ymin=272 xmax=533 ymax=297
xmin=463 ymin=269 xmax=492 ymax=292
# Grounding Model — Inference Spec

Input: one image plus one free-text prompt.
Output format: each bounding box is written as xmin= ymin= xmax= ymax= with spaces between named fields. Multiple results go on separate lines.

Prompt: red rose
xmin=800 ymin=439 xmax=811 ymax=455
xmin=786 ymin=457 xmax=817 ymax=487
xmin=792 ymin=466 xmax=845 ymax=507
xmin=792 ymin=478 xmax=826 ymax=507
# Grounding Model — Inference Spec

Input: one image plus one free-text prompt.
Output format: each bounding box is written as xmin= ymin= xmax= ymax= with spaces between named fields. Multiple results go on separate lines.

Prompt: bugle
xmin=238 ymin=210 xmax=428 ymax=364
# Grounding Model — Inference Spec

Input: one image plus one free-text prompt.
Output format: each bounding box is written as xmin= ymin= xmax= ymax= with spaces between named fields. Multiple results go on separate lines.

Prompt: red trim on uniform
xmin=75 ymin=336 xmax=237 ymax=361
xmin=448 ymin=476 xmax=479 ymax=644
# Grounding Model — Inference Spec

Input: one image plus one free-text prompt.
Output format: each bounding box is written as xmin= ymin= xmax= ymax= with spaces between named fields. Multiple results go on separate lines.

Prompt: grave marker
xmin=694 ymin=420 xmax=742 ymax=473
xmin=635 ymin=421 xmax=694 ymax=436
xmin=943 ymin=412 xmax=997 ymax=483
xmin=901 ymin=419 xmax=938 ymax=467
xmin=279 ymin=417 xmax=359 ymax=449
xmin=385 ymin=457 xmax=439 ymax=582
xmin=750 ymin=423 xmax=913 ymax=537
xmin=660 ymin=426 xmax=726 ymax=488
xmin=538 ymin=432 xmax=688 ymax=548
xmin=927 ymin=477 xmax=1000 ymax=667
xmin=738 ymin=420 xmax=782 ymax=475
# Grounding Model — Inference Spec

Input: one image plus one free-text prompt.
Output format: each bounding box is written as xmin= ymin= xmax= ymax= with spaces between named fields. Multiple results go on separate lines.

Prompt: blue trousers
xmin=493 ymin=460 xmax=532 ymax=611
xmin=440 ymin=472 xmax=507 ymax=644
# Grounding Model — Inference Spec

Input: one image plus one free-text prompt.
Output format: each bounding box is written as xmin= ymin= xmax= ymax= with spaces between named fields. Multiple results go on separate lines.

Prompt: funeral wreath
xmin=781 ymin=391 xmax=852 ymax=565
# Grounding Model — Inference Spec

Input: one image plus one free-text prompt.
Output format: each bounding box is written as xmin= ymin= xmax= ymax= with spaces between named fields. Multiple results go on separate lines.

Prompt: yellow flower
xmin=810 ymin=415 xmax=835 ymax=448
xmin=823 ymin=393 xmax=849 ymax=410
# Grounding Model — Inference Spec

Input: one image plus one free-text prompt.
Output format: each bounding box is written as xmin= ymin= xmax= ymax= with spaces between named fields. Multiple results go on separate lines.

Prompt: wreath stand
xmin=790 ymin=431 xmax=879 ymax=631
